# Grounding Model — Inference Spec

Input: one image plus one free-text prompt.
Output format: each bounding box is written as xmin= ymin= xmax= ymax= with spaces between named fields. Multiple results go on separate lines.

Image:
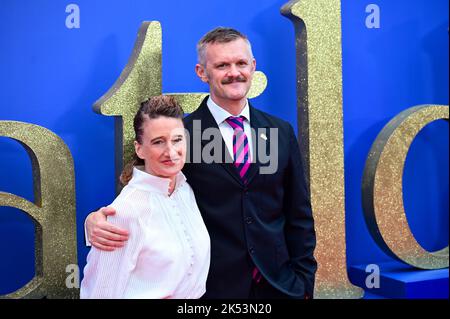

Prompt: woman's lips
xmin=161 ymin=159 xmax=180 ymax=166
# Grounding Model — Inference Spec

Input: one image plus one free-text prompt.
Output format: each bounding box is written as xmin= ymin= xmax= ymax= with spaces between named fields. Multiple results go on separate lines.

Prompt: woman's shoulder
xmin=108 ymin=186 xmax=148 ymax=222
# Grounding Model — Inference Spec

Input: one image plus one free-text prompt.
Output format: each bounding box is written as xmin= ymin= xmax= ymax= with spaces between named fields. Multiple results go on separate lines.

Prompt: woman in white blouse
xmin=80 ymin=95 xmax=210 ymax=299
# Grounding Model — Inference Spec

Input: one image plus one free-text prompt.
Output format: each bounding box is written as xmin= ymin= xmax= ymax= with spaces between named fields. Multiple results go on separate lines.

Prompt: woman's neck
xmin=168 ymin=176 xmax=177 ymax=196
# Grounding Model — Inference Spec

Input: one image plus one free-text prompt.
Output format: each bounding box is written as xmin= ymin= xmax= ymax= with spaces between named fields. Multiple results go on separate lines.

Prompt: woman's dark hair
xmin=120 ymin=95 xmax=184 ymax=185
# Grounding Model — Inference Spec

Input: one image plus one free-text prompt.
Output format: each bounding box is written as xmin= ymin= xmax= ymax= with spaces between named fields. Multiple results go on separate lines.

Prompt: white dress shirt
xmin=207 ymin=97 xmax=254 ymax=161
xmin=80 ymin=167 xmax=211 ymax=299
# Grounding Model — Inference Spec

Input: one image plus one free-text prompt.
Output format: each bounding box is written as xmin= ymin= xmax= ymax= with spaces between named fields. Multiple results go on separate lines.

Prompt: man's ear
xmin=195 ymin=64 xmax=209 ymax=83
xmin=134 ymin=141 xmax=144 ymax=160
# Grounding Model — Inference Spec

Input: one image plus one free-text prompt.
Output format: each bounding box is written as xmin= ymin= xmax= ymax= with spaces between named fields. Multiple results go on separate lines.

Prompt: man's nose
xmin=227 ymin=64 xmax=240 ymax=77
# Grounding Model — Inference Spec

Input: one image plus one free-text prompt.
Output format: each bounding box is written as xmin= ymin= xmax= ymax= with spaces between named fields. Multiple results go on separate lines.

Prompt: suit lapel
xmin=247 ymin=104 xmax=271 ymax=185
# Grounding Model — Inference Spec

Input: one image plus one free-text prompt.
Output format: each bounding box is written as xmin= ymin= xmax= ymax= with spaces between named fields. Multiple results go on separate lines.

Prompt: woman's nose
xmin=166 ymin=145 xmax=179 ymax=159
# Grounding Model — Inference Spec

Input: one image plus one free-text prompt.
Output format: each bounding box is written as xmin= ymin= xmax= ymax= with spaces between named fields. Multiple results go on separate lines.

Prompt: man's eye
xmin=153 ymin=140 xmax=163 ymax=145
xmin=173 ymin=137 xmax=183 ymax=143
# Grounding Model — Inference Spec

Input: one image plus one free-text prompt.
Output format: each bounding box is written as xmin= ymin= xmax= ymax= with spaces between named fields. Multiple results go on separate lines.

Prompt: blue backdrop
xmin=0 ymin=0 xmax=448 ymax=298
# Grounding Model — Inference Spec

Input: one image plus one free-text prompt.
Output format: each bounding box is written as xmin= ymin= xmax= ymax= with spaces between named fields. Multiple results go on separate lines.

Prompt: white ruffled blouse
xmin=80 ymin=167 xmax=211 ymax=299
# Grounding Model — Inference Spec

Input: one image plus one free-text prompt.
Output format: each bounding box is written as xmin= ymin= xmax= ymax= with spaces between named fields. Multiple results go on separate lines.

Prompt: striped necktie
xmin=225 ymin=116 xmax=251 ymax=183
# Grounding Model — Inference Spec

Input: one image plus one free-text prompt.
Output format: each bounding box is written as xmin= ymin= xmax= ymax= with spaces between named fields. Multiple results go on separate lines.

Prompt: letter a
xmin=366 ymin=4 xmax=381 ymax=29
xmin=65 ymin=4 xmax=80 ymax=29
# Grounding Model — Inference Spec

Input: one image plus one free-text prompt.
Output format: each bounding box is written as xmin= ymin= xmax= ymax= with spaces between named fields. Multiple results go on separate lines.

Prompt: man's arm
xmin=85 ymin=207 xmax=129 ymax=251
xmin=283 ymin=124 xmax=317 ymax=298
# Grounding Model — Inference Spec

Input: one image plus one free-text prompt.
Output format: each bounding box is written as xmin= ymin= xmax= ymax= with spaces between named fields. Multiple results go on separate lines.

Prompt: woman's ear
xmin=134 ymin=141 xmax=144 ymax=160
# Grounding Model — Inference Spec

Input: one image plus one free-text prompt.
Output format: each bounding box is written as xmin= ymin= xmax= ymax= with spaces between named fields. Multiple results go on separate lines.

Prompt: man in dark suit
xmin=85 ymin=27 xmax=317 ymax=299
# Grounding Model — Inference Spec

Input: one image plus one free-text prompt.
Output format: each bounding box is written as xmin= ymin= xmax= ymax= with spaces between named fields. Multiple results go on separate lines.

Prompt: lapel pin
xmin=260 ymin=133 xmax=267 ymax=141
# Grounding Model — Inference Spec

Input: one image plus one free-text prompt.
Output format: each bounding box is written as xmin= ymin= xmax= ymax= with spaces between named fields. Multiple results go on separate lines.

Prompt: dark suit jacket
xmin=182 ymin=96 xmax=317 ymax=299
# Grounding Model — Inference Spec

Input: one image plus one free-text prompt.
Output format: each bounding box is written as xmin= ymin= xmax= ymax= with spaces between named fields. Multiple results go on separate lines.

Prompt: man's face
xmin=196 ymin=38 xmax=256 ymax=107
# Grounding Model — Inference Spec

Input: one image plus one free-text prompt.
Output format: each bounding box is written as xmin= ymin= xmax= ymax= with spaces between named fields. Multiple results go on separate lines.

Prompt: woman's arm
xmin=80 ymin=199 xmax=143 ymax=299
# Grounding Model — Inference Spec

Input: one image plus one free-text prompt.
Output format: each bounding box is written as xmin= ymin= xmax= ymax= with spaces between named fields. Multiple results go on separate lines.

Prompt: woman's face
xmin=135 ymin=116 xmax=186 ymax=179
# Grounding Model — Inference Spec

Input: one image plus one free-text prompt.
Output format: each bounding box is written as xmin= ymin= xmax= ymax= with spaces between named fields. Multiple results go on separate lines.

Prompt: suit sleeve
xmin=283 ymin=124 xmax=317 ymax=298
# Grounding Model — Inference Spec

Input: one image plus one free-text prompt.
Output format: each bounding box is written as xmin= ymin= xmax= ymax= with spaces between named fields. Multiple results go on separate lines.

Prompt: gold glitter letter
xmin=281 ymin=0 xmax=364 ymax=298
xmin=362 ymin=105 xmax=449 ymax=269
xmin=93 ymin=22 xmax=162 ymax=193
xmin=0 ymin=121 xmax=78 ymax=299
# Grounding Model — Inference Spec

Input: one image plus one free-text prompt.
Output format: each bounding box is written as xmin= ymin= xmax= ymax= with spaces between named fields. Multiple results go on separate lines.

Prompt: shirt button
xmin=245 ymin=217 xmax=253 ymax=224
xmin=249 ymin=247 xmax=255 ymax=254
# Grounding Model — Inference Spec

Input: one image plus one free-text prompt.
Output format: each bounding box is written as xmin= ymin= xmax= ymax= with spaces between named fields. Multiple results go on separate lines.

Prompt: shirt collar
xmin=127 ymin=166 xmax=186 ymax=196
xmin=206 ymin=96 xmax=251 ymax=126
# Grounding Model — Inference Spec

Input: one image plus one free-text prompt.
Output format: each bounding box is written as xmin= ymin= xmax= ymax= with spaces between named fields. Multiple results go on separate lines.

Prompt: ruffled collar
xmin=128 ymin=166 xmax=186 ymax=197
